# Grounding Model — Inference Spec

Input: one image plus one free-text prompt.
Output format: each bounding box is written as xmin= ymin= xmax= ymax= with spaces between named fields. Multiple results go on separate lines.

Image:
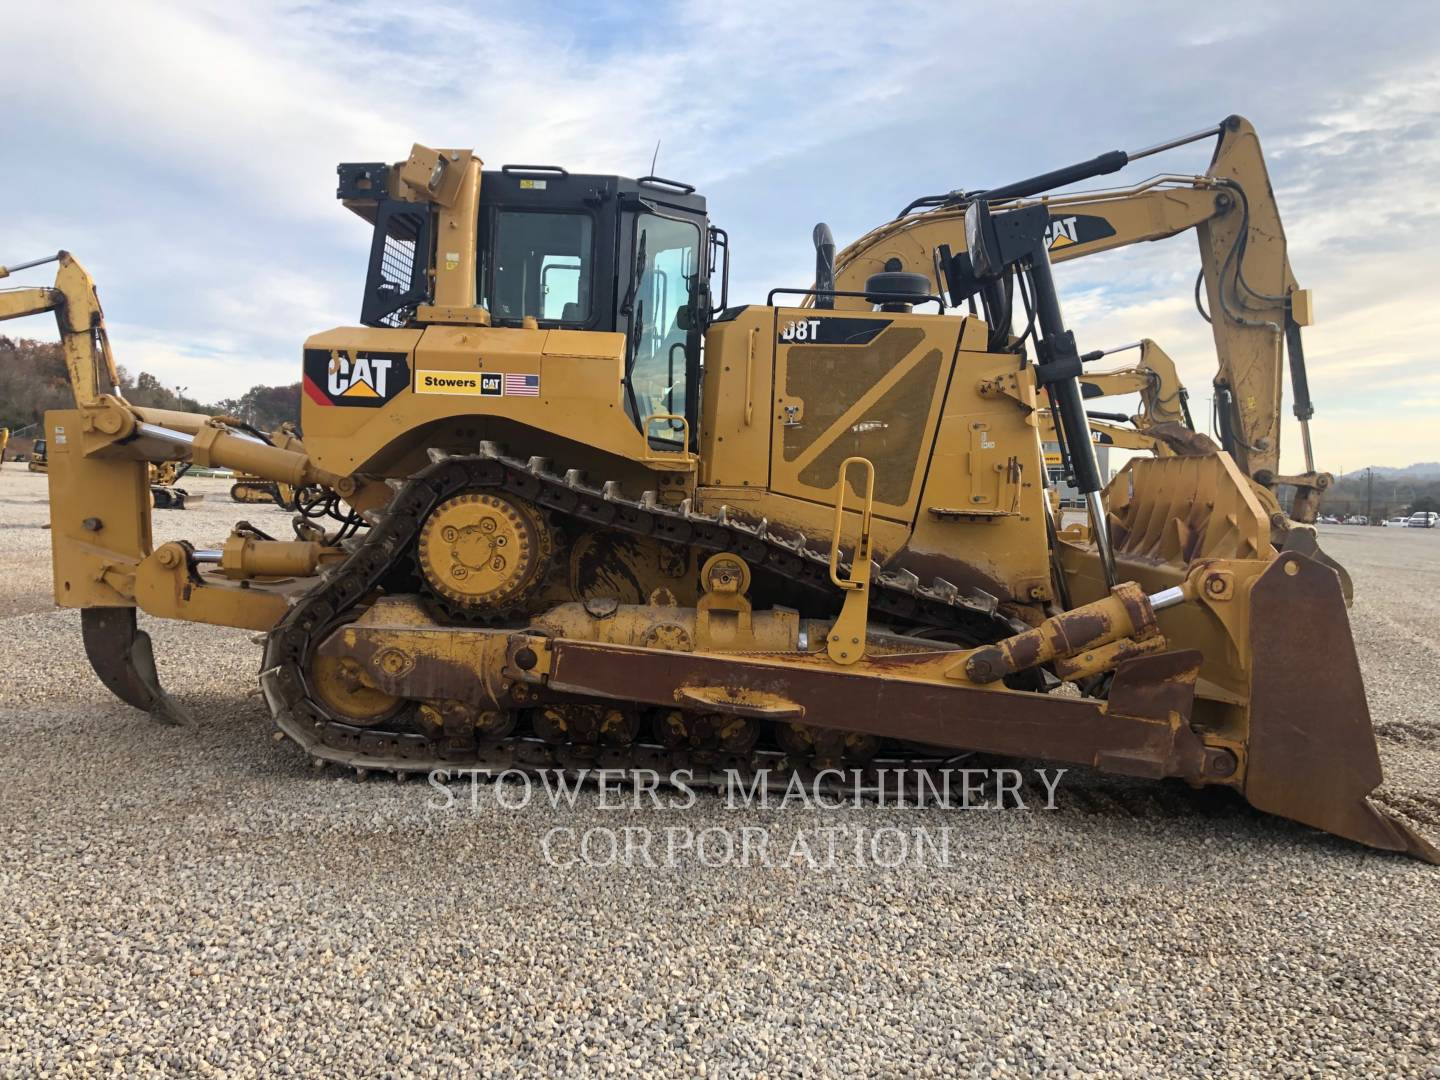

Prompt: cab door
xmin=770 ymin=308 xmax=959 ymax=523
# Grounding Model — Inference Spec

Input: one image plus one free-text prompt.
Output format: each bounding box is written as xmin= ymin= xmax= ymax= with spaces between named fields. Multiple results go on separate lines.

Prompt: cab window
xmin=482 ymin=211 xmax=593 ymax=325
xmin=626 ymin=213 xmax=701 ymax=442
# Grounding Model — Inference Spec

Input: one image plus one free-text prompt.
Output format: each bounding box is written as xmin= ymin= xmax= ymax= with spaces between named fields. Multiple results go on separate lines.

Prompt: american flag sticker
xmin=503 ymin=372 xmax=540 ymax=397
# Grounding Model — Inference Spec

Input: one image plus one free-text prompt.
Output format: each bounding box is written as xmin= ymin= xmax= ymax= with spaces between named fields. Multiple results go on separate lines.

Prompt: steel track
xmin=259 ymin=445 xmax=1026 ymax=780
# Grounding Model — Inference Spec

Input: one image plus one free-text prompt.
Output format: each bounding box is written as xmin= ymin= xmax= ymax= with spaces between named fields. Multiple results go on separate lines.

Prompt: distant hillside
xmin=1 ymin=335 xmax=216 ymax=431
xmin=1324 ymin=464 xmax=1440 ymax=518
xmin=0 ymin=335 xmax=299 ymax=436
xmin=1341 ymin=462 xmax=1440 ymax=480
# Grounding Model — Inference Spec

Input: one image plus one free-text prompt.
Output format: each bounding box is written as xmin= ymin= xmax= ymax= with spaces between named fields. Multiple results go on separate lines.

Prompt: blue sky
xmin=2 ymin=0 xmax=1438 ymax=470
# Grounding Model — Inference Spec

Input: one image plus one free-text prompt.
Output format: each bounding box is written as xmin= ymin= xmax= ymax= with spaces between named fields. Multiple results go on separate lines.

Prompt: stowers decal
xmin=415 ymin=370 xmax=504 ymax=396
xmin=1044 ymin=213 xmax=1118 ymax=252
xmin=303 ymin=349 xmax=411 ymax=408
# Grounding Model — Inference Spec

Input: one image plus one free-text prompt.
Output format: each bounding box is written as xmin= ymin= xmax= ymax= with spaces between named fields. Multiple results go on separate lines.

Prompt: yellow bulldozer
xmin=230 ymin=472 xmax=298 ymax=509
xmin=231 ymin=429 xmax=303 ymax=508
xmin=2 ymin=115 xmax=1431 ymax=861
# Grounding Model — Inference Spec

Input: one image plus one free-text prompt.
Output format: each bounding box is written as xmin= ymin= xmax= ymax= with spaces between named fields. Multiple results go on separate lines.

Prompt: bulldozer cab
xmin=342 ymin=160 xmax=716 ymax=450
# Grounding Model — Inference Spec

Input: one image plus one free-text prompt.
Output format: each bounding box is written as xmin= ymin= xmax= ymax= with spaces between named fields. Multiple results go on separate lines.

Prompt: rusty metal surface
xmin=1053 ymin=634 xmax=1168 ymax=682
xmin=313 ymin=601 xmax=512 ymax=708
xmin=541 ymin=638 xmax=1206 ymax=779
xmin=1108 ymin=453 xmax=1270 ymax=564
xmin=1245 ymin=553 xmax=1440 ymax=862
xmin=1101 ymin=649 xmax=1207 ymax=781
xmin=261 ymin=450 xmax=1017 ymax=781
xmin=1148 ymin=421 xmax=1220 ymax=457
xmin=964 ymin=582 xmax=1155 ymax=684
xmin=1277 ymin=524 xmax=1353 ymax=604
xmin=252 ymin=448 xmax=1439 ymax=863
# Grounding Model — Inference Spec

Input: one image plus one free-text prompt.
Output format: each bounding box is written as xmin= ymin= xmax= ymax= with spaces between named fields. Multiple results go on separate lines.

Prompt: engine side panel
xmin=298 ymin=325 xmax=662 ymax=477
xmin=768 ymin=308 xmax=956 ymax=524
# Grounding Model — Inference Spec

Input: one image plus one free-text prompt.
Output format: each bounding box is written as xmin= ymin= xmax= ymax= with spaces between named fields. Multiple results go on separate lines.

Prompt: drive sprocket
xmin=416 ymin=490 xmax=553 ymax=617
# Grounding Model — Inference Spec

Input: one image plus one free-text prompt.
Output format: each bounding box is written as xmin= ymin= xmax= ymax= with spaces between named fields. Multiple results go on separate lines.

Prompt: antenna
xmin=650 ymin=139 xmax=661 ymax=176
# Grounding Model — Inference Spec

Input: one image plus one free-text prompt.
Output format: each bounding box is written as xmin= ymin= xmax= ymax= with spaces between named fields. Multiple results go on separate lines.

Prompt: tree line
xmin=1315 ymin=469 xmax=1440 ymax=520
xmin=0 ymin=337 xmax=301 ymax=436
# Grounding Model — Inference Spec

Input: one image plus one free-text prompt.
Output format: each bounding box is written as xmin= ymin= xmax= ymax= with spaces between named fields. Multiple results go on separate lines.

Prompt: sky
xmin=2 ymin=0 xmax=1438 ymax=472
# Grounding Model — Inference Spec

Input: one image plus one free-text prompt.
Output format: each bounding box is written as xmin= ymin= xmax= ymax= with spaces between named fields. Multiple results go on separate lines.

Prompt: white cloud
xmin=2 ymin=0 xmax=1438 ymax=473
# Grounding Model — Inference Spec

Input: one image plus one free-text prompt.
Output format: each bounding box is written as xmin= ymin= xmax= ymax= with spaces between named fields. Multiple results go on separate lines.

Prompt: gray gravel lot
xmin=1 ymin=467 xmax=1438 ymax=1077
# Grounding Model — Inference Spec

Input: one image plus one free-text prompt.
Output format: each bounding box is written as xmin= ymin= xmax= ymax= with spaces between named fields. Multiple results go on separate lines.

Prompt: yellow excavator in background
xmin=3 ymin=118 xmax=1431 ymax=862
xmin=1060 ymin=339 xmax=1207 ymax=452
xmin=1029 ymin=338 xmax=1214 ymax=517
xmin=1038 ymin=338 xmax=1214 ymax=462
xmin=0 ymin=260 xmax=200 ymax=508
xmin=825 ymin=115 xmax=1328 ymax=531
xmin=148 ymin=460 xmax=202 ymax=510
xmin=25 ymin=426 xmax=200 ymax=509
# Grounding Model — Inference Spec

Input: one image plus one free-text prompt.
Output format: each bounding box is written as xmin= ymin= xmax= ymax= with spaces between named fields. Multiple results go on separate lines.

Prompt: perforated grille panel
xmin=359 ymin=205 xmax=432 ymax=328
xmin=374 ymin=211 xmax=424 ymax=327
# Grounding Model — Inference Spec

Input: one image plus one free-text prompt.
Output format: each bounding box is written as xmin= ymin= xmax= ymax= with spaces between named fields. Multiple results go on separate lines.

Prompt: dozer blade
xmin=80 ymin=607 xmax=192 ymax=726
xmin=1244 ymin=552 xmax=1438 ymax=861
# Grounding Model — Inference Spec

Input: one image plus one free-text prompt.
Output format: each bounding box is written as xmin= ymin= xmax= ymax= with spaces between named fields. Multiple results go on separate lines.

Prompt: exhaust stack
xmin=813 ymin=223 xmax=836 ymax=309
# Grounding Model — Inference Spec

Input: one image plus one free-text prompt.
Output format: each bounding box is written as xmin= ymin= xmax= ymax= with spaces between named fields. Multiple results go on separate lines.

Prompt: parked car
xmin=1318 ymin=515 xmax=1340 ymax=524
xmin=1407 ymin=511 xmax=1439 ymax=529
xmin=1345 ymin=516 xmax=1368 ymax=526
xmin=1385 ymin=516 xmax=1410 ymax=527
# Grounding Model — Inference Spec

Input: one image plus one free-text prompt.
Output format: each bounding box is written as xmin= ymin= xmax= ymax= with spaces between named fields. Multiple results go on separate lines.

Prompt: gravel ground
xmin=1 ymin=467 xmax=1438 ymax=1077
